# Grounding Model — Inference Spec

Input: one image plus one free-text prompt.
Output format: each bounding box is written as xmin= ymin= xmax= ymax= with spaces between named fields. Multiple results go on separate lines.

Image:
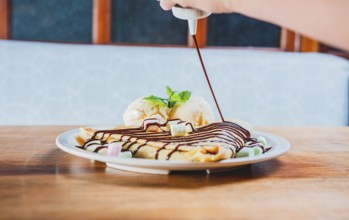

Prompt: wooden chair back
xmin=1 ymin=0 xmax=347 ymax=58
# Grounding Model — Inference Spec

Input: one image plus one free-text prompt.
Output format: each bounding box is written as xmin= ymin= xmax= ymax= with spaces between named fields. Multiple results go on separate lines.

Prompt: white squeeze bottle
xmin=171 ymin=4 xmax=211 ymax=35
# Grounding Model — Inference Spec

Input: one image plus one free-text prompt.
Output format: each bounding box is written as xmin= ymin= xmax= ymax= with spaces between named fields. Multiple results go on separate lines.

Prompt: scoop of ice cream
xmin=169 ymin=96 xmax=214 ymax=127
xmin=123 ymin=98 xmax=170 ymax=127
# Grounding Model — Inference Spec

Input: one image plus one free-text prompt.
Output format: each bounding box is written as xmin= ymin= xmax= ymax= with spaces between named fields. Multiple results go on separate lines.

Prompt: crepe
xmin=76 ymin=119 xmax=263 ymax=162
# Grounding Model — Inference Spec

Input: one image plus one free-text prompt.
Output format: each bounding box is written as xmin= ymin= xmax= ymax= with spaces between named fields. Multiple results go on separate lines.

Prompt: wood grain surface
xmin=0 ymin=126 xmax=348 ymax=220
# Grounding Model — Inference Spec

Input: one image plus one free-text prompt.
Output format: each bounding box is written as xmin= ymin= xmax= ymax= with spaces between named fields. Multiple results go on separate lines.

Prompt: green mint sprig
xmin=144 ymin=86 xmax=191 ymax=108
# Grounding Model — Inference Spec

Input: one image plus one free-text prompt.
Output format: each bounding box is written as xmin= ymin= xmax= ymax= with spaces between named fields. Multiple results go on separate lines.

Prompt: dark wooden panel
xmin=0 ymin=0 xmax=9 ymax=39
xmin=280 ymin=28 xmax=296 ymax=51
xmin=93 ymin=0 xmax=111 ymax=44
xmin=300 ymin=35 xmax=320 ymax=52
xmin=188 ymin=18 xmax=207 ymax=48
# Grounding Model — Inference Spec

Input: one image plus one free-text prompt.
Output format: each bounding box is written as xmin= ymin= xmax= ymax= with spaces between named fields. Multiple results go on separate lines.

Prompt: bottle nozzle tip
xmin=188 ymin=20 xmax=197 ymax=35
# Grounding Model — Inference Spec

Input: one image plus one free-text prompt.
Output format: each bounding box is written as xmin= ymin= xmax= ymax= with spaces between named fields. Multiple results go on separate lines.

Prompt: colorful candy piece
xmin=257 ymin=136 xmax=268 ymax=147
xmin=107 ymin=142 xmax=122 ymax=157
xmin=119 ymin=151 xmax=132 ymax=158
xmin=252 ymin=146 xmax=263 ymax=155
xmin=170 ymin=123 xmax=188 ymax=136
xmin=166 ymin=119 xmax=181 ymax=130
xmin=236 ymin=147 xmax=255 ymax=158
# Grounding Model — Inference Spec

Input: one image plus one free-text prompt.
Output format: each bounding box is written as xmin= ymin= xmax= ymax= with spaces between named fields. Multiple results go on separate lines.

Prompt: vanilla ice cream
xmin=169 ymin=96 xmax=214 ymax=127
xmin=123 ymin=98 xmax=170 ymax=127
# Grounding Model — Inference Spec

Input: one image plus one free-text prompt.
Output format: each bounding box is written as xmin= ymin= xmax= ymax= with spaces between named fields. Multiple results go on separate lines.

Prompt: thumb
xmin=159 ymin=0 xmax=175 ymax=11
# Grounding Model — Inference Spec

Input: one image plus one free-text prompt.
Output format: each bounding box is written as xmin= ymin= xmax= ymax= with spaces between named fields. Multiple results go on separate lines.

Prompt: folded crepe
xmin=76 ymin=119 xmax=259 ymax=162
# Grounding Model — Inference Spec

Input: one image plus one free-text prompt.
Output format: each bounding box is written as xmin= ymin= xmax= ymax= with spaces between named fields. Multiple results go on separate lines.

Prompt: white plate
xmin=56 ymin=127 xmax=290 ymax=175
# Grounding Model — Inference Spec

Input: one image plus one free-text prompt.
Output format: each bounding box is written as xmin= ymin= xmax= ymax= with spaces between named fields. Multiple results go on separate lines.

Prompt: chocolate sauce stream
xmin=192 ymin=35 xmax=225 ymax=122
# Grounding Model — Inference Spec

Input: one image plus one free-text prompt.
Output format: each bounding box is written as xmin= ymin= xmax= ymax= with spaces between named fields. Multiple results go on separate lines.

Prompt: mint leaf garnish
xmin=143 ymin=95 xmax=167 ymax=107
xmin=143 ymin=86 xmax=192 ymax=109
xmin=166 ymin=86 xmax=174 ymax=97
xmin=178 ymin=91 xmax=191 ymax=102
xmin=168 ymin=100 xmax=177 ymax=108
xmin=168 ymin=89 xmax=191 ymax=108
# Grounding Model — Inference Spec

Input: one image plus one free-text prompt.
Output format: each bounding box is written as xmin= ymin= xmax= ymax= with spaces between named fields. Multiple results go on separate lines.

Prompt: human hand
xmin=159 ymin=0 xmax=235 ymax=13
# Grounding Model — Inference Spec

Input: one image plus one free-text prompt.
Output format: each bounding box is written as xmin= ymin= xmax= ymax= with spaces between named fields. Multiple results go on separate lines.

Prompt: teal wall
xmin=11 ymin=0 xmax=93 ymax=43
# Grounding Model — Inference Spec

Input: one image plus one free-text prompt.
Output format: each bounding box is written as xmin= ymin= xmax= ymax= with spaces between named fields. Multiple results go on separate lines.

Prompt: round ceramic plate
xmin=56 ymin=127 xmax=290 ymax=175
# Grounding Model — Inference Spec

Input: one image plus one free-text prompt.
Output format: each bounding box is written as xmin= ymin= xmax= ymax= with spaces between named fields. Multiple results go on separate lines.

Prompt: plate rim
xmin=56 ymin=126 xmax=291 ymax=170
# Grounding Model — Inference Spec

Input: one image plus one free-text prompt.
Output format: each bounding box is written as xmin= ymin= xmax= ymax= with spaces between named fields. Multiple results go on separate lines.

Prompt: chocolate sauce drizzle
xmin=192 ymin=35 xmax=225 ymax=122
xmin=79 ymin=119 xmax=265 ymax=160
xmin=77 ymin=35 xmax=268 ymax=160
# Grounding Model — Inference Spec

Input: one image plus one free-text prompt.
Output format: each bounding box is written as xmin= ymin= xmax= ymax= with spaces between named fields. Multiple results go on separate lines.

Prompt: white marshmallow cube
xmin=170 ymin=124 xmax=188 ymax=137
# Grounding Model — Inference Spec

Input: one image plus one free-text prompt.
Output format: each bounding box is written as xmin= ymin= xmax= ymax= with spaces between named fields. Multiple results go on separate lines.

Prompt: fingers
xmin=159 ymin=0 xmax=175 ymax=11
xmin=159 ymin=0 xmax=235 ymax=13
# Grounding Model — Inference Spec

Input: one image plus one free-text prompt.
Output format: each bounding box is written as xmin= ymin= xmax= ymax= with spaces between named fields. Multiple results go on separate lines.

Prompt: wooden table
xmin=1 ymin=126 xmax=348 ymax=219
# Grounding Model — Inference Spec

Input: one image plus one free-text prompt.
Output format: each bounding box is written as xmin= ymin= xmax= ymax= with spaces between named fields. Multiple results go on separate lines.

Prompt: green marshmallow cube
xmin=257 ymin=136 xmax=268 ymax=147
xmin=236 ymin=147 xmax=255 ymax=158
xmin=120 ymin=151 xmax=133 ymax=158
xmin=252 ymin=146 xmax=263 ymax=155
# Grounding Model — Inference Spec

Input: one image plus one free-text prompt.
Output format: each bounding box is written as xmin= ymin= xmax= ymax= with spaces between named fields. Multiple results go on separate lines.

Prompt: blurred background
xmin=0 ymin=0 xmax=348 ymax=126
xmin=10 ymin=0 xmax=280 ymax=47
